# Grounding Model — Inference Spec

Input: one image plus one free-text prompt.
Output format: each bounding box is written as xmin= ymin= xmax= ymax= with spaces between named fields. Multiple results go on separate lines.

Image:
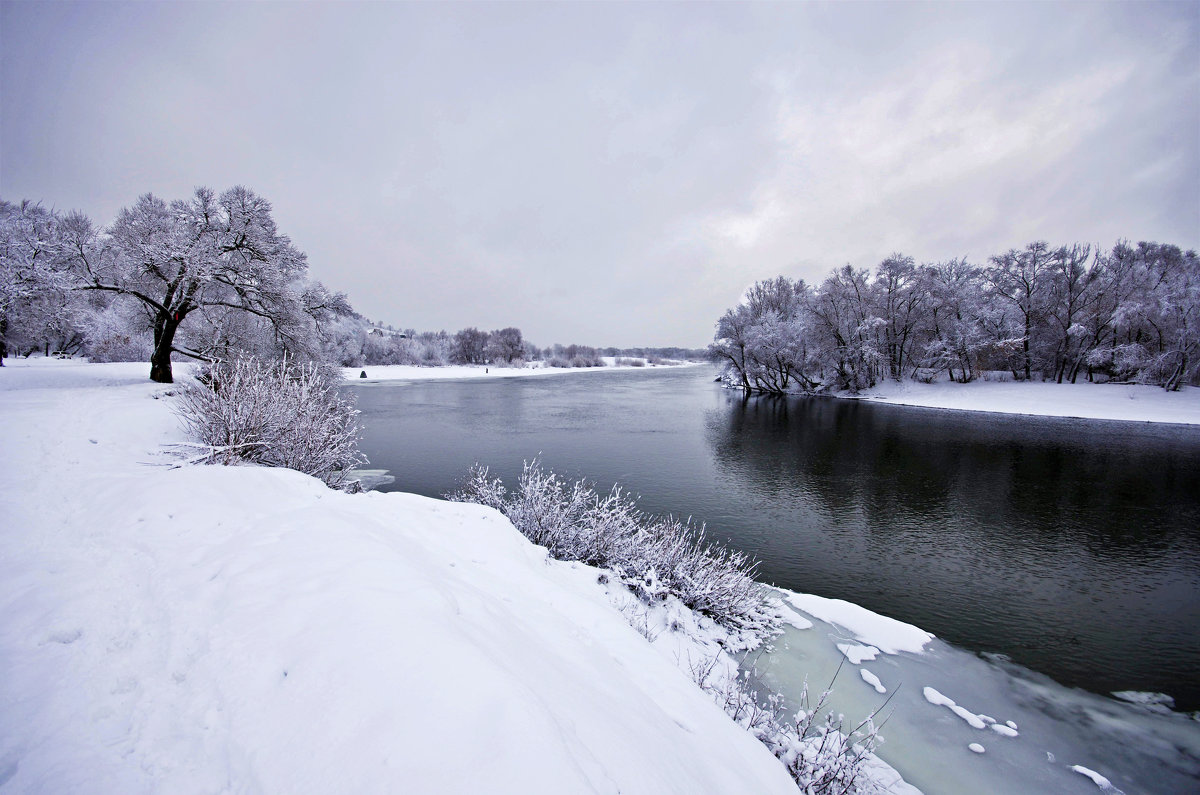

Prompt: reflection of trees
xmin=704 ymin=393 xmax=1200 ymax=556
xmin=705 ymin=393 xmax=1200 ymax=707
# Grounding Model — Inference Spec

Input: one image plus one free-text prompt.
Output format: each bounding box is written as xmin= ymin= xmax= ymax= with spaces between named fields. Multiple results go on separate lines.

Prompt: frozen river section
xmin=767 ymin=591 xmax=1200 ymax=794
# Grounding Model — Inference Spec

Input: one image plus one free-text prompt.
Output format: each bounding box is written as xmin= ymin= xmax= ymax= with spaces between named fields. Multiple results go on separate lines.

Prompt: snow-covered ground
xmin=0 ymin=359 xmax=795 ymax=793
xmin=344 ymin=357 xmax=696 ymax=383
xmin=850 ymin=378 xmax=1200 ymax=425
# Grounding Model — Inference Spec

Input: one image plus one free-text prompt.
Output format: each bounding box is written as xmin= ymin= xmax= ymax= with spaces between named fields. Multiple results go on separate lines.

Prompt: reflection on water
xmin=349 ymin=367 xmax=1200 ymax=710
xmin=705 ymin=392 xmax=1200 ymax=711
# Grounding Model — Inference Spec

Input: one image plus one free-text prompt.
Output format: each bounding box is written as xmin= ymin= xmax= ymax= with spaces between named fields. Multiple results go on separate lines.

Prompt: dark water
xmin=349 ymin=367 xmax=1200 ymax=711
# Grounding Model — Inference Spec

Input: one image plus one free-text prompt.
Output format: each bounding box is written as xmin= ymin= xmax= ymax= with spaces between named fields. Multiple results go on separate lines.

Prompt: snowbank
xmin=784 ymin=591 xmax=934 ymax=655
xmin=0 ymin=361 xmax=793 ymax=793
xmin=851 ymin=378 xmax=1200 ymax=425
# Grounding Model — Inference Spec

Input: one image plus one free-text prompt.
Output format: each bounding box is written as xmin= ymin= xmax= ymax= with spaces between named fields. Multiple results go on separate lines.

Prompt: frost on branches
xmin=449 ymin=460 xmax=779 ymax=636
xmin=59 ymin=186 xmax=347 ymax=382
xmin=711 ymin=241 xmax=1199 ymax=394
xmin=690 ymin=654 xmax=896 ymax=795
xmin=174 ymin=356 xmax=367 ymax=488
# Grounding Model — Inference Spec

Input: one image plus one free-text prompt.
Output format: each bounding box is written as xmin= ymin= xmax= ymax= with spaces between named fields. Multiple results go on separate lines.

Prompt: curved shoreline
xmin=718 ymin=374 xmax=1200 ymax=426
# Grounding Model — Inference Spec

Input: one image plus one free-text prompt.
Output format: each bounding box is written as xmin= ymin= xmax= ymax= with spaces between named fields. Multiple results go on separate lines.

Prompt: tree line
xmin=324 ymin=320 xmax=702 ymax=370
xmin=710 ymin=241 xmax=1199 ymax=394
xmin=0 ymin=188 xmax=703 ymax=382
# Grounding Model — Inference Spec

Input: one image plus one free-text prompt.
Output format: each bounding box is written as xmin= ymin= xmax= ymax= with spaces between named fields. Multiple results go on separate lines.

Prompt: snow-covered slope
xmin=0 ymin=360 xmax=795 ymax=794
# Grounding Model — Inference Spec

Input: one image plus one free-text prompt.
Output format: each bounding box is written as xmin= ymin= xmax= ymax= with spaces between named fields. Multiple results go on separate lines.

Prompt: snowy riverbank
xmin=848 ymin=378 xmax=1200 ymax=425
xmin=344 ymin=357 xmax=699 ymax=383
xmin=0 ymin=359 xmax=799 ymax=792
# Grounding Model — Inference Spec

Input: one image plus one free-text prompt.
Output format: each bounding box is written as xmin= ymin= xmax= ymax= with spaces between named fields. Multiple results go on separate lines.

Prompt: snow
xmin=1111 ymin=691 xmax=1176 ymax=713
xmin=344 ymin=358 xmax=698 ymax=383
xmin=922 ymin=687 xmax=989 ymax=730
xmin=784 ymin=591 xmax=934 ymax=655
xmin=851 ymin=378 xmax=1200 ymax=425
xmin=1071 ymin=765 xmax=1116 ymax=790
xmin=0 ymin=360 xmax=795 ymax=793
xmin=860 ymin=668 xmax=887 ymax=694
xmin=836 ymin=642 xmax=879 ymax=664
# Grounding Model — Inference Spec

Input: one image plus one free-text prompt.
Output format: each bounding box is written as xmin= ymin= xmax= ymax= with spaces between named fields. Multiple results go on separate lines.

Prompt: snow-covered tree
xmin=919 ymin=259 xmax=992 ymax=382
xmin=986 ymin=241 xmax=1053 ymax=381
xmin=0 ymin=200 xmax=87 ymax=362
xmin=451 ymin=327 xmax=489 ymax=364
xmin=1108 ymin=242 xmax=1200 ymax=390
xmin=1042 ymin=244 xmax=1099 ymax=383
xmin=809 ymin=266 xmax=884 ymax=391
xmin=487 ymin=327 xmax=525 ymax=364
xmin=872 ymin=254 xmax=928 ymax=380
xmin=67 ymin=186 xmax=323 ymax=383
xmin=710 ymin=277 xmax=818 ymax=393
xmin=710 ymin=303 xmax=757 ymax=391
xmin=710 ymin=239 xmax=1198 ymax=393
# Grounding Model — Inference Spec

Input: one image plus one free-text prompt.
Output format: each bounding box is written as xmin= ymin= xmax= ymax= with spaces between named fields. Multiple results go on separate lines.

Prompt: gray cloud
xmin=3 ymin=1 xmax=1196 ymax=347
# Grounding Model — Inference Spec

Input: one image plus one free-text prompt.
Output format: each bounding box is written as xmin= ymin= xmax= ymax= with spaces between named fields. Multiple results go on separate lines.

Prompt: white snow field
xmin=0 ymin=359 xmax=795 ymax=794
xmin=851 ymin=377 xmax=1200 ymax=424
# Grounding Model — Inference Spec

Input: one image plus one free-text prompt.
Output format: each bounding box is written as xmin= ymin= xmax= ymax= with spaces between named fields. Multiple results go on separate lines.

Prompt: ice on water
xmin=754 ymin=587 xmax=1200 ymax=795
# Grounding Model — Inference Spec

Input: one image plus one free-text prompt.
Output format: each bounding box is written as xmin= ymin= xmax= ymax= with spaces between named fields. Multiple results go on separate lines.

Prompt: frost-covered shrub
xmin=175 ymin=355 xmax=367 ymax=488
xmin=691 ymin=657 xmax=886 ymax=794
xmin=615 ymin=357 xmax=646 ymax=367
xmin=449 ymin=460 xmax=776 ymax=633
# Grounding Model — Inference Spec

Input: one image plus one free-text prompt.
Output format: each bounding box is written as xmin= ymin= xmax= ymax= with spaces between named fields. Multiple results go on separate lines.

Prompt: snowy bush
xmin=449 ymin=460 xmax=777 ymax=633
xmin=691 ymin=656 xmax=887 ymax=795
xmin=175 ymin=355 xmax=367 ymax=488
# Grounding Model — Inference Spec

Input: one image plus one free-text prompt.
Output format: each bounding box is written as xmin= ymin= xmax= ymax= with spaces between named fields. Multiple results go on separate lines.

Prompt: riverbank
xmin=847 ymin=378 xmax=1200 ymax=424
xmin=345 ymin=357 xmax=699 ymax=383
xmin=0 ymin=359 xmax=796 ymax=793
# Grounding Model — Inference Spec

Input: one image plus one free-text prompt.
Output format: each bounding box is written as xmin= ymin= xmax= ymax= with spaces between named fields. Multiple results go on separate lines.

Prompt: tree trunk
xmin=1023 ymin=314 xmax=1032 ymax=382
xmin=150 ymin=313 xmax=180 ymax=383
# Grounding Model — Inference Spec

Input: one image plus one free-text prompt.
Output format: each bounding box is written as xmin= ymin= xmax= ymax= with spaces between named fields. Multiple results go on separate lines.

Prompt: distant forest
xmin=329 ymin=323 xmax=704 ymax=370
xmin=712 ymin=241 xmax=1198 ymax=393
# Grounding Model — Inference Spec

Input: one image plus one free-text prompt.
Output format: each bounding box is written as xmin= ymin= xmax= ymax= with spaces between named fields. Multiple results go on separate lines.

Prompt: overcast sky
xmin=2 ymin=1 xmax=1197 ymax=348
